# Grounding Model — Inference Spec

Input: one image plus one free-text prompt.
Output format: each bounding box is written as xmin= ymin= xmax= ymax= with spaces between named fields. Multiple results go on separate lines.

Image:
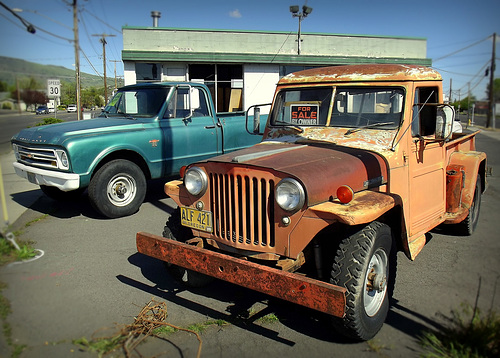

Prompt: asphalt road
xmin=0 ymin=115 xmax=499 ymax=357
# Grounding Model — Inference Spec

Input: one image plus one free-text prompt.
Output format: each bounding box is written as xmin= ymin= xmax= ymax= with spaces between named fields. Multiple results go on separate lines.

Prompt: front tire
xmin=88 ymin=159 xmax=146 ymax=218
xmin=330 ymin=221 xmax=396 ymax=341
xmin=162 ymin=208 xmax=214 ymax=287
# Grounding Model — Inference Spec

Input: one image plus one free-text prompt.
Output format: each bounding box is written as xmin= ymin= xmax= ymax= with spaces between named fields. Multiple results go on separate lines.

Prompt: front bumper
xmin=136 ymin=231 xmax=347 ymax=318
xmin=13 ymin=162 xmax=80 ymax=191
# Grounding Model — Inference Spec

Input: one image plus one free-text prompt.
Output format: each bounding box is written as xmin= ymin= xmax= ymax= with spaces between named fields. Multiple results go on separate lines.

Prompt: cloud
xmin=229 ymin=9 xmax=242 ymax=18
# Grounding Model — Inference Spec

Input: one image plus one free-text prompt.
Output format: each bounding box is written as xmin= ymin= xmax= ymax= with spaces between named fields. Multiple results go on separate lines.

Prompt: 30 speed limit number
xmin=47 ymin=79 xmax=61 ymax=97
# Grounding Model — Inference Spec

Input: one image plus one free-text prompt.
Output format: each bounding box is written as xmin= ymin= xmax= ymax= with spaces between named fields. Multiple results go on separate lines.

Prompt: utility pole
xmin=110 ymin=59 xmax=121 ymax=90
xmin=73 ymin=0 xmax=81 ymax=121
xmin=486 ymin=32 xmax=496 ymax=128
xmin=92 ymin=33 xmax=116 ymax=104
xmin=449 ymin=78 xmax=452 ymax=103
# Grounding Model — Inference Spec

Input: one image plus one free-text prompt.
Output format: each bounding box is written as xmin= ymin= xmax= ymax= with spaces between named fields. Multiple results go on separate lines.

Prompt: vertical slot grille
xmin=210 ymin=172 xmax=275 ymax=248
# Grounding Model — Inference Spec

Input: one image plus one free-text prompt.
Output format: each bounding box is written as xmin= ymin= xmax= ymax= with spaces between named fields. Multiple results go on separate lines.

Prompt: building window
xmin=188 ymin=64 xmax=243 ymax=112
xmin=136 ymin=63 xmax=161 ymax=82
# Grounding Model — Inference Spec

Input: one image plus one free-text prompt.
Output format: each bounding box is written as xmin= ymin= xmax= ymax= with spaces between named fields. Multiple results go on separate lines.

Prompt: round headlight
xmin=276 ymin=178 xmax=305 ymax=212
xmin=184 ymin=167 xmax=208 ymax=196
xmin=12 ymin=144 xmax=20 ymax=161
xmin=56 ymin=150 xmax=69 ymax=169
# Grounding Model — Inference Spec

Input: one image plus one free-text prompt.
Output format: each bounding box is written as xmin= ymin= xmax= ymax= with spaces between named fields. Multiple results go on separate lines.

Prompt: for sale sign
xmin=47 ymin=79 xmax=61 ymax=98
xmin=290 ymin=104 xmax=319 ymax=125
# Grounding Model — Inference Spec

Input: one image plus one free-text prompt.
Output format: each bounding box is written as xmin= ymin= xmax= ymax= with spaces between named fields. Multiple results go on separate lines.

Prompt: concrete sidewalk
xmin=0 ymin=150 xmax=42 ymax=231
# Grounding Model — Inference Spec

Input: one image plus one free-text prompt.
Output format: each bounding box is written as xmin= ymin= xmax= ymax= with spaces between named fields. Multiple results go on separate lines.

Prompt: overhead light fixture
xmin=289 ymin=3 xmax=313 ymax=55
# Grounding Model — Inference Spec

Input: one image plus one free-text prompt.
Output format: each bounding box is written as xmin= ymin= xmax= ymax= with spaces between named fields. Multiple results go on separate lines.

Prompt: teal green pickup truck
xmin=11 ymin=82 xmax=267 ymax=218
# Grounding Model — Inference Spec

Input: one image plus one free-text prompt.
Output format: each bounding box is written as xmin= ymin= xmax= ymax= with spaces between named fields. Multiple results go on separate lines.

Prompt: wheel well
xmin=91 ymin=150 xmax=151 ymax=180
xmin=305 ymin=206 xmax=405 ymax=279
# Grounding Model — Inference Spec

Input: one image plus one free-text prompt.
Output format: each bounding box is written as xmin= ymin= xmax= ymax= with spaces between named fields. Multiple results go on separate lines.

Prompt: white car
xmin=67 ymin=104 xmax=77 ymax=112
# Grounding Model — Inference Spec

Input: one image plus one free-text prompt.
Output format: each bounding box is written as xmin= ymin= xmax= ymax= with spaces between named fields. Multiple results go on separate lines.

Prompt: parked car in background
xmin=35 ymin=105 xmax=49 ymax=115
xmin=67 ymin=104 xmax=77 ymax=112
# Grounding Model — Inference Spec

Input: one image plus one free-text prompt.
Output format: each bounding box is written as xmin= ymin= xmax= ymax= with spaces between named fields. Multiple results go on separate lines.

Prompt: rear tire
xmin=457 ymin=176 xmax=482 ymax=236
xmin=330 ymin=221 xmax=396 ymax=341
xmin=162 ymin=208 xmax=214 ymax=287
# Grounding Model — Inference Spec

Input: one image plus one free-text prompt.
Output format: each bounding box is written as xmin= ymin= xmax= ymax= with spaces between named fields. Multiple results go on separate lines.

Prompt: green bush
xmin=34 ymin=118 xmax=64 ymax=126
xmin=2 ymin=102 xmax=13 ymax=110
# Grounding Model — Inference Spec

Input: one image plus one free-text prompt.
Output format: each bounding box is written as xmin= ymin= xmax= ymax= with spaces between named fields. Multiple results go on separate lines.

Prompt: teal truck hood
xmin=11 ymin=118 xmax=147 ymax=146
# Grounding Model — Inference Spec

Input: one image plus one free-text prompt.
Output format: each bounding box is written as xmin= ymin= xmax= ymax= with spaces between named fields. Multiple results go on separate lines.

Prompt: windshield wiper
xmin=344 ymin=122 xmax=395 ymax=136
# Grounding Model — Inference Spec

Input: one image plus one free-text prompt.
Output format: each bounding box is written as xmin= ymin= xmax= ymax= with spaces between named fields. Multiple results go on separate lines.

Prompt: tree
xmin=19 ymin=89 xmax=48 ymax=110
xmin=81 ymin=87 xmax=105 ymax=108
xmin=452 ymin=95 xmax=477 ymax=112
xmin=0 ymin=80 xmax=8 ymax=92
xmin=61 ymin=80 xmax=76 ymax=105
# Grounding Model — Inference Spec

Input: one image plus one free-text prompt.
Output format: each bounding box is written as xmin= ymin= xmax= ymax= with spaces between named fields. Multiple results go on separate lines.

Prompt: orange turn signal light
xmin=337 ymin=185 xmax=354 ymax=204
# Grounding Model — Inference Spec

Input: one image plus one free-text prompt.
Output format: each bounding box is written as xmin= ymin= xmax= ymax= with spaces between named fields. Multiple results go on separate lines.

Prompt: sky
xmin=0 ymin=0 xmax=499 ymax=100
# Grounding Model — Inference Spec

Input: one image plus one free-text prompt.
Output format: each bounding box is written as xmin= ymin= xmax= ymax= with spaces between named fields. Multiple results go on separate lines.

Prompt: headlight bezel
xmin=184 ymin=166 xmax=208 ymax=196
xmin=275 ymin=177 xmax=306 ymax=213
xmin=55 ymin=150 xmax=69 ymax=170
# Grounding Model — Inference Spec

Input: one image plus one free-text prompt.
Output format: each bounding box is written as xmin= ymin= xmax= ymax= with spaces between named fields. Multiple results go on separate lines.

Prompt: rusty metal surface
xmin=306 ymin=190 xmax=399 ymax=226
xmin=136 ymin=232 xmax=347 ymax=318
xmin=279 ymin=64 xmax=441 ymax=85
xmin=201 ymin=141 xmax=388 ymax=207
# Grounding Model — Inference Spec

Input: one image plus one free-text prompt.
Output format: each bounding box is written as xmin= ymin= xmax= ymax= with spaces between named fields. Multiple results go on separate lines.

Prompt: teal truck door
xmin=159 ymin=85 xmax=220 ymax=176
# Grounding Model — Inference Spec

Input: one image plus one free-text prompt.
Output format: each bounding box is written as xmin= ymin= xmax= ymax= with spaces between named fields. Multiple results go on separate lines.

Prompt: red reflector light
xmin=179 ymin=166 xmax=187 ymax=178
xmin=337 ymin=185 xmax=354 ymax=204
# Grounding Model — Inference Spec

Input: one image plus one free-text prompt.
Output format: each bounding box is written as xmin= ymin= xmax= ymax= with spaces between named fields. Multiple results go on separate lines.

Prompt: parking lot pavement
xmin=0 ymin=128 xmax=499 ymax=358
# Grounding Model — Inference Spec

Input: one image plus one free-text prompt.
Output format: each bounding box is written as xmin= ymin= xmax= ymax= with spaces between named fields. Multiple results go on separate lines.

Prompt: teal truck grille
xmin=14 ymin=144 xmax=58 ymax=169
xmin=209 ymin=171 xmax=276 ymax=249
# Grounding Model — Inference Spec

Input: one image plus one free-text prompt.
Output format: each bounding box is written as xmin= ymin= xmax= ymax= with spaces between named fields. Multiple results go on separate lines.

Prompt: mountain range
xmin=0 ymin=56 xmax=123 ymax=89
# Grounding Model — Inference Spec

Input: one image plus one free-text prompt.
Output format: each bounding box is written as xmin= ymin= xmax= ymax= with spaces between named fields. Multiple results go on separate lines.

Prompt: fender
xmin=444 ymin=151 xmax=486 ymax=224
xmin=305 ymin=190 xmax=401 ymax=226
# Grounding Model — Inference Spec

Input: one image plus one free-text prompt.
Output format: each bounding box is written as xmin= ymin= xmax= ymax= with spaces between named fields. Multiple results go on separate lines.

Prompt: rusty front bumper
xmin=136 ymin=232 xmax=346 ymax=318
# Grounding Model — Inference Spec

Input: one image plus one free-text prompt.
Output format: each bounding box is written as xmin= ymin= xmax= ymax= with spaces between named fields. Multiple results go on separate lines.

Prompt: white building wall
xmin=243 ymin=64 xmax=279 ymax=114
xmin=123 ymin=61 xmax=136 ymax=85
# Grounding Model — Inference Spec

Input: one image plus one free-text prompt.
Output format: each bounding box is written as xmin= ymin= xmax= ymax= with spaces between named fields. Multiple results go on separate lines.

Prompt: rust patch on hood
xmin=203 ymin=142 xmax=388 ymax=206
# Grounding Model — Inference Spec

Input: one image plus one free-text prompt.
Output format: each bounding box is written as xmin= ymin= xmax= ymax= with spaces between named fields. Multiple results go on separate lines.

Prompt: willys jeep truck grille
xmin=209 ymin=169 xmax=276 ymax=249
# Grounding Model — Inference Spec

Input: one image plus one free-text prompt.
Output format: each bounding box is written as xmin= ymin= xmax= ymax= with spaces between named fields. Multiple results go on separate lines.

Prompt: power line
xmin=433 ymin=35 xmax=492 ymax=62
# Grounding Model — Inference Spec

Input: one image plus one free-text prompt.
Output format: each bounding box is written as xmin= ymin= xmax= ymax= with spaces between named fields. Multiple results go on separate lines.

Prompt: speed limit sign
xmin=47 ymin=79 xmax=61 ymax=98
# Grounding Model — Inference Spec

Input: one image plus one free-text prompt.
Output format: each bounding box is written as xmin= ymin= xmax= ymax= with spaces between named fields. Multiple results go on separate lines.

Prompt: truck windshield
xmin=101 ymin=87 xmax=171 ymax=118
xmin=271 ymin=86 xmax=404 ymax=129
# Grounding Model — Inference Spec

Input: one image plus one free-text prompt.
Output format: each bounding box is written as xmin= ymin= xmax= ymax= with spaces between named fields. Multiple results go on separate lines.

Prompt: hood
xmin=11 ymin=117 xmax=145 ymax=146
xmin=206 ymin=142 xmax=388 ymax=206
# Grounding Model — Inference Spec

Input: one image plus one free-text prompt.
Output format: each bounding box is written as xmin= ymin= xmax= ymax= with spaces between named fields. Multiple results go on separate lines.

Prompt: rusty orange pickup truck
xmin=136 ymin=64 xmax=487 ymax=341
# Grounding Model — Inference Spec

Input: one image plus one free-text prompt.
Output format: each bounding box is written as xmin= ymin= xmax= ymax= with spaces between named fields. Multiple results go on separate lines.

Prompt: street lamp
xmin=290 ymin=4 xmax=313 ymax=55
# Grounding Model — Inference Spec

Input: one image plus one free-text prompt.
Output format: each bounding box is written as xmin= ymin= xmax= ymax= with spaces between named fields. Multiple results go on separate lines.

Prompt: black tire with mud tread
xmin=162 ymin=208 xmax=214 ymax=287
xmin=330 ymin=221 xmax=397 ymax=341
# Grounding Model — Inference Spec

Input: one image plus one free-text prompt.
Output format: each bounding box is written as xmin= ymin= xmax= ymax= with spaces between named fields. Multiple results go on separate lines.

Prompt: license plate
xmin=27 ymin=172 xmax=37 ymax=184
xmin=180 ymin=206 xmax=213 ymax=233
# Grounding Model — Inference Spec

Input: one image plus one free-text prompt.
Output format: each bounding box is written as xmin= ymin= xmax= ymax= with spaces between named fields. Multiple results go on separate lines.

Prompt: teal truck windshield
xmin=102 ymin=87 xmax=171 ymax=117
xmin=271 ymin=87 xmax=404 ymax=129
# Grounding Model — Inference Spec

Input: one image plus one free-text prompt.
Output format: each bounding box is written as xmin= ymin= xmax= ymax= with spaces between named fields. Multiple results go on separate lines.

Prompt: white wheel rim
xmin=106 ymin=174 xmax=136 ymax=207
xmin=364 ymin=248 xmax=388 ymax=317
